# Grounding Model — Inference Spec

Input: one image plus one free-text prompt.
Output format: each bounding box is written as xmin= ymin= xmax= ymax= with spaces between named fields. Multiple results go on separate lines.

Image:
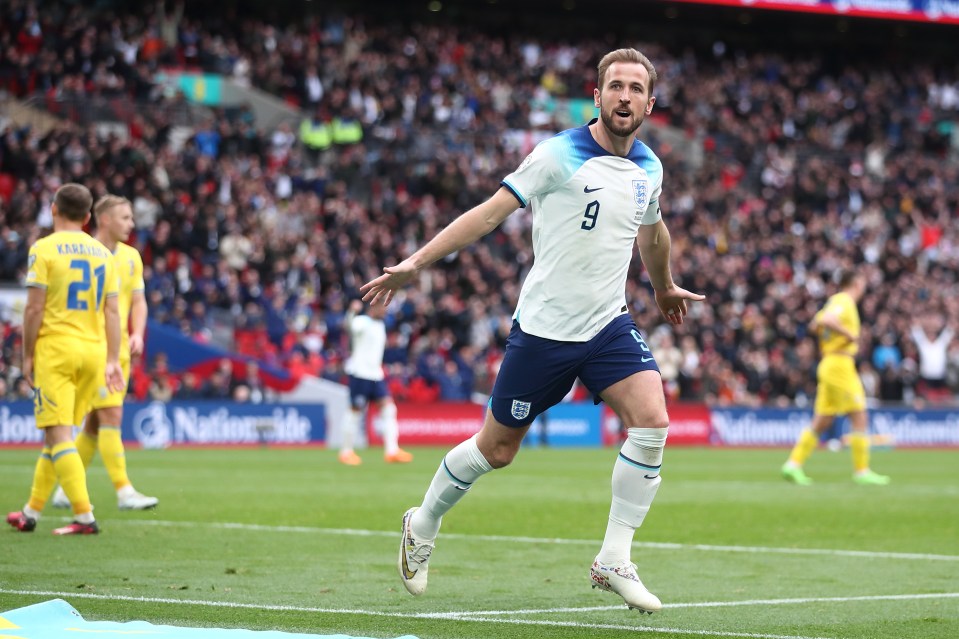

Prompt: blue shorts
xmin=348 ymin=375 xmax=389 ymax=409
xmin=490 ymin=314 xmax=660 ymax=427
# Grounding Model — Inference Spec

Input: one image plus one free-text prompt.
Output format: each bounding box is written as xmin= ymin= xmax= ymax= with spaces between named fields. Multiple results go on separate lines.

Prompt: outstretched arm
xmin=361 ymin=187 xmax=520 ymax=306
xmin=636 ymin=218 xmax=705 ymax=326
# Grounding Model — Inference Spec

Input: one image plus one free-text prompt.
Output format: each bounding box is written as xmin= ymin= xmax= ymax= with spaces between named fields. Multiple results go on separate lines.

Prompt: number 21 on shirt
xmin=66 ymin=259 xmax=106 ymax=311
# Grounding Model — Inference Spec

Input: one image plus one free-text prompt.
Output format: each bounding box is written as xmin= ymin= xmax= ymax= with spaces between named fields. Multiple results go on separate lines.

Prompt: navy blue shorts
xmin=348 ymin=375 xmax=389 ymax=409
xmin=489 ymin=314 xmax=660 ymax=427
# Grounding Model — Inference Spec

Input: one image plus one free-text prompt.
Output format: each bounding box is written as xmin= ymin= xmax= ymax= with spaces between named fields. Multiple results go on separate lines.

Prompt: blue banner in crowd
xmin=0 ymin=599 xmax=418 ymax=639
xmin=0 ymin=401 xmax=326 ymax=447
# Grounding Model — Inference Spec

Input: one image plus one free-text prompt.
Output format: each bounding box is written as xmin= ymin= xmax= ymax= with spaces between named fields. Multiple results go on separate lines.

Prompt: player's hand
xmin=360 ymin=259 xmax=418 ymax=307
xmin=105 ymin=360 xmax=125 ymax=394
xmin=22 ymin=356 xmax=34 ymax=388
xmin=129 ymin=334 xmax=145 ymax=357
xmin=654 ymin=285 xmax=706 ymax=326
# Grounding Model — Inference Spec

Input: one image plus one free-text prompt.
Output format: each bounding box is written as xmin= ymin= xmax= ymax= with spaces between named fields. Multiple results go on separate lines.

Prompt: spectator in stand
xmin=650 ymin=329 xmax=683 ymax=402
xmin=174 ymin=371 xmax=202 ymax=400
xmin=232 ymin=360 xmax=270 ymax=404
xmin=910 ymin=316 xmax=955 ymax=402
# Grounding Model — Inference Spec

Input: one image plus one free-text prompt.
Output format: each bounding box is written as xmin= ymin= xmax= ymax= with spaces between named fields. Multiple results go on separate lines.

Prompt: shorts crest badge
xmin=510 ymin=399 xmax=531 ymax=420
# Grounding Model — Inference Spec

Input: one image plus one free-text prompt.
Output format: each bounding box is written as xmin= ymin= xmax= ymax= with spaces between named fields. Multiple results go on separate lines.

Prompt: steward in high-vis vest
xmin=331 ymin=110 xmax=363 ymax=145
xmin=299 ymin=113 xmax=332 ymax=151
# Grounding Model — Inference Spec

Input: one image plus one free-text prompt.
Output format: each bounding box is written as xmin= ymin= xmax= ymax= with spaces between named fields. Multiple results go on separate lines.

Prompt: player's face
xmin=594 ymin=62 xmax=656 ymax=138
xmin=105 ymin=204 xmax=135 ymax=241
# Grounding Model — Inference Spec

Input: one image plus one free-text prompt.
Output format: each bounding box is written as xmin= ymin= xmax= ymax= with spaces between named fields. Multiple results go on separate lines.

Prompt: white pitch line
xmin=0 ymin=589 xmax=834 ymax=639
xmin=107 ymin=518 xmax=959 ymax=562
xmin=451 ymin=592 xmax=959 ymax=616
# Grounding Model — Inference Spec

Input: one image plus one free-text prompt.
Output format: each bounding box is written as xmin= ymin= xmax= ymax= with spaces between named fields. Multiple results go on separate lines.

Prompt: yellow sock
xmin=98 ymin=426 xmax=131 ymax=491
xmin=26 ymin=447 xmax=56 ymax=512
xmin=849 ymin=432 xmax=870 ymax=473
xmin=75 ymin=431 xmax=98 ymax=467
xmin=51 ymin=441 xmax=92 ymax=516
xmin=787 ymin=428 xmax=819 ymax=466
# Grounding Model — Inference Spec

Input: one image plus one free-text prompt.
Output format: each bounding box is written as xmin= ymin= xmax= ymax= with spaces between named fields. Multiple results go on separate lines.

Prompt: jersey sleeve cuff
xmin=25 ymin=282 xmax=47 ymax=289
xmin=501 ymin=180 xmax=527 ymax=207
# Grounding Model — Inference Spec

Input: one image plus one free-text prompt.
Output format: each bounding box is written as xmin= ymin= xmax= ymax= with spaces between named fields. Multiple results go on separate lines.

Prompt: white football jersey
xmin=501 ymin=120 xmax=663 ymax=342
xmin=344 ymin=315 xmax=386 ymax=381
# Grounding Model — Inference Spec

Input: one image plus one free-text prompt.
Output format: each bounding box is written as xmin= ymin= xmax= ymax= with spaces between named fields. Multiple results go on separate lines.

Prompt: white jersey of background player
xmin=340 ymin=300 xmax=412 ymax=465
xmin=502 ymin=124 xmax=663 ymax=341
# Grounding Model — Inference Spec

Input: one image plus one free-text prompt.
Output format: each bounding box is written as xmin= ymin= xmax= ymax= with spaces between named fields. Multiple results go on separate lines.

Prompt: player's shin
xmin=75 ymin=431 xmax=98 ymax=467
xmin=51 ymin=442 xmax=94 ymax=520
xmin=411 ymin=433 xmax=493 ymax=541
xmin=26 ymin=447 xmax=56 ymax=514
xmin=597 ymin=426 xmax=667 ymax=565
xmin=849 ymin=431 xmax=870 ymax=473
xmin=98 ymin=426 xmax=130 ymax=490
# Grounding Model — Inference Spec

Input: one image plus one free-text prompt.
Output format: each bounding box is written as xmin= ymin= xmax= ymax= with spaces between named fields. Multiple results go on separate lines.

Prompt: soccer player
xmin=361 ymin=48 xmax=704 ymax=612
xmin=6 ymin=183 xmax=124 ymax=535
xmin=781 ymin=269 xmax=890 ymax=486
xmin=339 ymin=299 xmax=412 ymax=465
xmin=50 ymin=195 xmax=159 ymax=510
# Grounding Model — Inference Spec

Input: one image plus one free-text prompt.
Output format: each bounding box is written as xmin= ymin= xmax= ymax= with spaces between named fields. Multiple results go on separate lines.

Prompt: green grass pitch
xmin=1 ymin=445 xmax=957 ymax=639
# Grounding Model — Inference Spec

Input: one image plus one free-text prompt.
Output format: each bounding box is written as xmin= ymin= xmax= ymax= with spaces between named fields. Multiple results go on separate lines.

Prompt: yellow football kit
xmin=91 ymin=242 xmax=144 ymax=409
xmin=813 ymin=291 xmax=866 ymax=416
xmin=26 ymin=231 xmax=119 ymax=427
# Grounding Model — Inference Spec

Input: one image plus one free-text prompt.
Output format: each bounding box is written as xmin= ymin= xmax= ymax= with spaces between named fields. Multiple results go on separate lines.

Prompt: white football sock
xmin=597 ymin=426 xmax=667 ymax=565
xmin=410 ymin=434 xmax=493 ymax=541
xmin=341 ymin=409 xmax=361 ymax=453
xmin=380 ymin=403 xmax=399 ymax=455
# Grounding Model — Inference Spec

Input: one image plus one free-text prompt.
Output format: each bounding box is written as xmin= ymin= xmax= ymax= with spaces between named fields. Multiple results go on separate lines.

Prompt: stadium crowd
xmin=1 ymin=0 xmax=958 ymax=407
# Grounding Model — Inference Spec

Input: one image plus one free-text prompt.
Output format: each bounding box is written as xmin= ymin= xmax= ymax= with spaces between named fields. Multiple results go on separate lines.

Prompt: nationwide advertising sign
xmin=710 ymin=406 xmax=959 ymax=447
xmin=0 ymin=401 xmax=325 ymax=447
xmin=671 ymin=0 xmax=959 ymax=25
xmin=3 ymin=401 xmax=957 ymax=448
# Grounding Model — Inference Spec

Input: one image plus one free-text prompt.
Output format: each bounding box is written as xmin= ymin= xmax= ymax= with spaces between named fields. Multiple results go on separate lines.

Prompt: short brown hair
xmin=54 ymin=183 xmax=93 ymax=222
xmin=94 ymin=194 xmax=131 ymax=219
xmin=597 ymin=48 xmax=658 ymax=95
xmin=836 ymin=269 xmax=859 ymax=289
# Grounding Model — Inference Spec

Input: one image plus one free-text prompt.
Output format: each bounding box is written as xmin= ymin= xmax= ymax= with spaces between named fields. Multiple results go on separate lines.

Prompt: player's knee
xmin=485 ymin=443 xmax=519 ymax=469
xmin=476 ymin=434 xmax=521 ymax=468
xmin=622 ymin=410 xmax=669 ymax=432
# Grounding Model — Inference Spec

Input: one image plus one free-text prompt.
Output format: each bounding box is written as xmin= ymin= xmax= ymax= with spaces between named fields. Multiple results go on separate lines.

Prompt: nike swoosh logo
xmin=641 ymin=356 xmax=655 ymax=363
xmin=584 ymin=185 xmax=603 ymax=193
xmin=401 ymin=536 xmax=418 ymax=580
xmin=401 ymin=514 xmax=418 ymax=580
xmin=644 ymin=474 xmax=659 ymax=479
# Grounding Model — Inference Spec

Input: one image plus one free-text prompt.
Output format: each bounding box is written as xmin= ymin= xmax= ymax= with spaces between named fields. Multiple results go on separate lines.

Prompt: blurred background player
xmin=339 ymin=299 xmax=412 ymax=465
xmin=782 ymin=269 xmax=890 ymax=486
xmin=6 ymin=183 xmax=124 ymax=535
xmin=50 ymin=195 xmax=159 ymax=511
